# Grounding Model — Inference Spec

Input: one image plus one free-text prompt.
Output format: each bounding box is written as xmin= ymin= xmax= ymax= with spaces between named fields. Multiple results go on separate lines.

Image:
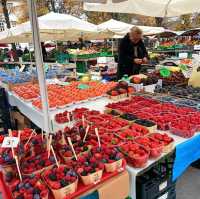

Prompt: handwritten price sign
xmin=1 ymin=137 xmax=19 ymax=148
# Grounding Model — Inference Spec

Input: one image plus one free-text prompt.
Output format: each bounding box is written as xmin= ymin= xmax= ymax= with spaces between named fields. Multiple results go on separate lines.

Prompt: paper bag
xmin=188 ymin=55 xmax=200 ymax=88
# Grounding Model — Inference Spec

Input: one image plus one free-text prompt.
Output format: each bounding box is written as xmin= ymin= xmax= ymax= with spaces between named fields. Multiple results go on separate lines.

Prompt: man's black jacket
xmin=118 ymin=34 xmax=148 ymax=79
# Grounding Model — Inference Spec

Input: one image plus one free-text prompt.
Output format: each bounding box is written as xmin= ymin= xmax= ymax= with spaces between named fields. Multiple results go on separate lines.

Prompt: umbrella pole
xmin=112 ymin=38 xmax=114 ymax=56
xmin=27 ymin=0 xmax=51 ymax=134
xmin=28 ymin=44 xmax=33 ymax=68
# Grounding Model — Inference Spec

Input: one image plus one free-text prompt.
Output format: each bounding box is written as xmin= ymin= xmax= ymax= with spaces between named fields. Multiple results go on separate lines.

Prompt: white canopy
xmin=97 ymin=19 xmax=132 ymax=36
xmin=97 ymin=19 xmax=165 ymax=37
xmin=84 ymin=0 xmax=200 ymax=17
xmin=0 ymin=12 xmax=112 ymax=43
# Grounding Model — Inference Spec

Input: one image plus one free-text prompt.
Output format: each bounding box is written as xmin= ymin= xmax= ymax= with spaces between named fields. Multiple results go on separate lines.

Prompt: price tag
xmin=182 ymin=68 xmax=193 ymax=78
xmin=2 ymin=137 xmax=19 ymax=148
xmin=159 ymin=181 xmax=168 ymax=191
xmin=158 ymin=192 xmax=168 ymax=199
xmin=157 ymin=79 xmax=163 ymax=87
xmin=194 ymin=45 xmax=200 ymax=50
xmin=19 ymin=64 xmax=26 ymax=72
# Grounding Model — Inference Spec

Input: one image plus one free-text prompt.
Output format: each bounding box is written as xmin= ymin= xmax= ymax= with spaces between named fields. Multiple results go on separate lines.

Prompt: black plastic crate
xmin=191 ymin=159 xmax=200 ymax=169
xmin=136 ymin=151 xmax=175 ymax=199
xmin=155 ymin=183 xmax=176 ymax=199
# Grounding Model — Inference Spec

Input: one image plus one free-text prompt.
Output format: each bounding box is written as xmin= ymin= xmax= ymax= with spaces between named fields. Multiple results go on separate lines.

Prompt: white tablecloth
xmin=7 ymin=92 xmax=112 ymax=132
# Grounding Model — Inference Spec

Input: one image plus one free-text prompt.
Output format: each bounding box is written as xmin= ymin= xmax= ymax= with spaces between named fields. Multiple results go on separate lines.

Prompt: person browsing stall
xmin=118 ymin=26 xmax=148 ymax=79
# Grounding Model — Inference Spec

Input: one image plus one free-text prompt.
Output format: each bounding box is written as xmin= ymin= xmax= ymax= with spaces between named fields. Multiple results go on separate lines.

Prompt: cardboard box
xmin=11 ymin=111 xmax=31 ymax=130
xmin=78 ymin=171 xmax=129 ymax=199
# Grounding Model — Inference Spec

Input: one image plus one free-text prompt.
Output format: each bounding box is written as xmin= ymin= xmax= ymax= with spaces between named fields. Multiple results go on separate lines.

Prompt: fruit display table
xmin=6 ymin=90 xmax=200 ymax=198
xmin=7 ymin=92 xmax=112 ymax=132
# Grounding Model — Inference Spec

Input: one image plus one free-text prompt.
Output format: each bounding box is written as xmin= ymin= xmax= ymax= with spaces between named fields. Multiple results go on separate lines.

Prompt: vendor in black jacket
xmin=118 ymin=26 xmax=148 ymax=79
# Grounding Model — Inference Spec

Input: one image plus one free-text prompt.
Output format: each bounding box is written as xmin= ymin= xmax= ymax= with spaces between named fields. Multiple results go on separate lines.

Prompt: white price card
xmin=1 ymin=137 xmax=19 ymax=148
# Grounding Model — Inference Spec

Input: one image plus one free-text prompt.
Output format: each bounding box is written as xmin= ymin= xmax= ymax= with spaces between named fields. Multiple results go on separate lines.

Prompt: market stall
xmin=2 ymin=84 xmax=200 ymax=198
xmin=1 ymin=0 xmax=200 ymax=199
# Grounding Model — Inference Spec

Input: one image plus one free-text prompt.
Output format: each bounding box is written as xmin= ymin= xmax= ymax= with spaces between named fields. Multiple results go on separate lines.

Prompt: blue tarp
xmin=173 ymin=134 xmax=200 ymax=181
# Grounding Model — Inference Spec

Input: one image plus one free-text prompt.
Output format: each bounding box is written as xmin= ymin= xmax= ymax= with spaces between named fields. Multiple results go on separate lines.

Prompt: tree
xmin=48 ymin=0 xmax=56 ymax=12
xmin=1 ymin=0 xmax=11 ymax=29
xmin=175 ymin=14 xmax=192 ymax=30
xmin=155 ymin=17 xmax=163 ymax=27
xmin=1 ymin=0 xmax=16 ymax=49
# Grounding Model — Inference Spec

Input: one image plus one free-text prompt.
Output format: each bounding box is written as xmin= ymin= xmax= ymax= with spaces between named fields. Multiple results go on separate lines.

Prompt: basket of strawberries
xmin=135 ymin=137 xmax=164 ymax=159
xmin=148 ymin=133 xmax=174 ymax=153
xmin=119 ymin=142 xmax=149 ymax=168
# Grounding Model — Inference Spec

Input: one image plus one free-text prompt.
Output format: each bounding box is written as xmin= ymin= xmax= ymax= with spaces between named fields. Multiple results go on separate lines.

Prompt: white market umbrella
xmin=97 ymin=19 xmax=133 ymax=36
xmin=0 ymin=12 xmax=112 ymax=43
xmin=97 ymin=19 xmax=165 ymax=37
xmin=84 ymin=0 xmax=200 ymax=17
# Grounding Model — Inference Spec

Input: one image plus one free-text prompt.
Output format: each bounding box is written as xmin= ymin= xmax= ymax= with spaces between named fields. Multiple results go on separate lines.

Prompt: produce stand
xmin=0 ymin=1 xmax=200 ymax=198
xmin=3 ymin=84 xmax=200 ymax=198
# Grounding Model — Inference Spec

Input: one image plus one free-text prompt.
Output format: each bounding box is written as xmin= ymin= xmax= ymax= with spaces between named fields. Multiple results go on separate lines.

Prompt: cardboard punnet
xmin=77 ymin=171 xmax=129 ymax=199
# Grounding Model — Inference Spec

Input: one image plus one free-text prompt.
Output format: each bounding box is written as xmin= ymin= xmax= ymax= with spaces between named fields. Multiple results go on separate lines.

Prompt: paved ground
xmin=177 ymin=167 xmax=200 ymax=199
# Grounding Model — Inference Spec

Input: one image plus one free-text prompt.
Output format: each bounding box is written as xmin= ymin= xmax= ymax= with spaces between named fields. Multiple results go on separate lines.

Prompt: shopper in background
xmin=118 ymin=26 xmax=148 ymax=79
xmin=8 ymin=48 xmax=17 ymax=61
xmin=16 ymin=46 xmax=23 ymax=59
xmin=41 ymin=42 xmax=47 ymax=62
xmin=77 ymin=38 xmax=86 ymax=49
xmin=24 ymin=47 xmax=29 ymax=54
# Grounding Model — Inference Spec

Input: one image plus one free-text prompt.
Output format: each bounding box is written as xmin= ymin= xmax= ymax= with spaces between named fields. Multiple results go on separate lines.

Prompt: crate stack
xmin=0 ymin=87 xmax=11 ymax=134
xmin=136 ymin=150 xmax=176 ymax=199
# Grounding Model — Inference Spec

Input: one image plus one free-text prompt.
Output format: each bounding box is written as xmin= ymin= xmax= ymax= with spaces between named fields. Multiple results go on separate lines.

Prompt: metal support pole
xmin=27 ymin=0 xmax=51 ymax=134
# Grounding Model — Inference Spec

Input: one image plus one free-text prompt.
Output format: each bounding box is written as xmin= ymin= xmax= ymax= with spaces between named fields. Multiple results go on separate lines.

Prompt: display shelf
xmin=7 ymin=93 xmax=113 ymax=132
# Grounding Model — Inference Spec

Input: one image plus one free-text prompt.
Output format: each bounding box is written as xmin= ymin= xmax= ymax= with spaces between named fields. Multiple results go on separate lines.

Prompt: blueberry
xmin=71 ymin=171 xmax=77 ymax=177
xmin=96 ymin=147 xmax=101 ymax=152
xmin=64 ymin=167 xmax=69 ymax=175
xmin=49 ymin=156 xmax=55 ymax=163
xmin=18 ymin=182 xmax=24 ymax=189
xmin=24 ymin=183 xmax=31 ymax=189
xmin=33 ymin=193 xmax=41 ymax=199
xmin=4 ymin=156 xmax=11 ymax=162
xmin=33 ymin=188 xmax=41 ymax=194
xmin=115 ymin=156 xmax=121 ymax=161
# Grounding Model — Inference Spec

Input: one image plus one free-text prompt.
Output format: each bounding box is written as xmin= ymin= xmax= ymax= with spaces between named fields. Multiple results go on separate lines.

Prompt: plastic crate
xmin=136 ymin=151 xmax=175 ymax=199
xmin=191 ymin=159 xmax=200 ymax=169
